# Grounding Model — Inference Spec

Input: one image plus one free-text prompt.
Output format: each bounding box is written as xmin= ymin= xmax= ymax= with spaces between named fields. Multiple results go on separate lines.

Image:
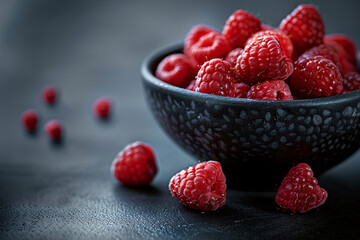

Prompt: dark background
xmin=1 ymin=0 xmax=360 ymax=239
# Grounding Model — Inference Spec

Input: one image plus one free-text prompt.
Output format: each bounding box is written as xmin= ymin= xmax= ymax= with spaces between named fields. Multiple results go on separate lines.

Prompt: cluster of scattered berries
xmin=112 ymin=142 xmax=327 ymax=213
xmin=21 ymin=85 xmax=112 ymax=141
xmin=155 ymin=4 xmax=359 ymax=100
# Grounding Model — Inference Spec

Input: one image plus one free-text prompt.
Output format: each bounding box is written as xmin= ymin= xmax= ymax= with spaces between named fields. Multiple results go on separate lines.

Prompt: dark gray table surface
xmin=1 ymin=1 xmax=360 ymax=239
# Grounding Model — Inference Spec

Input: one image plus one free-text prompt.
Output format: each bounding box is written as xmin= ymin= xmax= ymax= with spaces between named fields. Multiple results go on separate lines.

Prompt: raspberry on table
xmin=343 ymin=72 xmax=360 ymax=92
xmin=234 ymin=82 xmax=250 ymax=98
xmin=299 ymin=43 xmax=342 ymax=73
xmin=275 ymin=163 xmax=328 ymax=213
xmin=169 ymin=161 xmax=226 ymax=211
xmin=184 ymin=24 xmax=232 ymax=66
xmin=155 ymin=53 xmax=196 ymax=88
xmin=290 ymin=55 xmax=343 ymax=98
xmin=45 ymin=120 xmax=62 ymax=141
xmin=280 ymin=4 xmax=325 ymax=58
xmin=245 ymin=30 xmax=294 ymax=59
xmin=21 ymin=109 xmax=38 ymax=132
xmin=324 ymin=34 xmax=358 ymax=67
xmin=235 ymin=35 xmax=294 ymax=84
xmin=224 ymin=47 xmax=243 ymax=67
xmin=247 ymin=80 xmax=293 ymax=100
xmin=42 ymin=85 xmax=58 ymax=105
xmin=193 ymin=58 xmax=236 ymax=97
xmin=222 ymin=9 xmax=262 ymax=49
xmin=111 ymin=141 xmax=157 ymax=186
xmin=93 ymin=97 xmax=112 ymax=119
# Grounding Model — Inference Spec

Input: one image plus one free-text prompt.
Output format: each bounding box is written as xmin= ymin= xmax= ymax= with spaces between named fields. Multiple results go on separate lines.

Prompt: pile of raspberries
xmin=155 ymin=4 xmax=359 ymax=100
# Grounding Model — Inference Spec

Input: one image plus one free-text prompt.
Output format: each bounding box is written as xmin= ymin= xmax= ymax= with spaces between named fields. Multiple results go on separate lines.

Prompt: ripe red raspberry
xmin=222 ymin=9 xmax=262 ymax=49
xmin=245 ymin=30 xmax=294 ymax=59
xmin=343 ymin=72 xmax=360 ymax=92
xmin=235 ymin=35 xmax=293 ymax=84
xmin=275 ymin=163 xmax=328 ymax=213
xmin=45 ymin=120 xmax=62 ymax=141
xmin=261 ymin=24 xmax=274 ymax=31
xmin=155 ymin=53 xmax=196 ymax=88
xmin=111 ymin=141 xmax=157 ymax=186
xmin=193 ymin=58 xmax=236 ymax=97
xmin=299 ymin=43 xmax=342 ymax=72
xmin=184 ymin=25 xmax=231 ymax=66
xmin=169 ymin=161 xmax=226 ymax=211
xmin=234 ymin=82 xmax=250 ymax=98
xmin=290 ymin=56 xmax=343 ymax=98
xmin=21 ymin=109 xmax=38 ymax=132
xmin=324 ymin=34 xmax=358 ymax=67
xmin=247 ymin=80 xmax=293 ymax=100
xmin=42 ymin=85 xmax=57 ymax=105
xmin=280 ymin=5 xmax=325 ymax=58
xmin=93 ymin=97 xmax=112 ymax=119
xmin=224 ymin=47 xmax=243 ymax=67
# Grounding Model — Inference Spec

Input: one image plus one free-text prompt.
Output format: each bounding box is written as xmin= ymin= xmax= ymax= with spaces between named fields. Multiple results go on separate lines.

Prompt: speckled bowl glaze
xmin=141 ymin=42 xmax=360 ymax=190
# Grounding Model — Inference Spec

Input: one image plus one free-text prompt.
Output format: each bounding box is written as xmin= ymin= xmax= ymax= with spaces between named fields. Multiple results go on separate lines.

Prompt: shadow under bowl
xmin=141 ymin=42 xmax=360 ymax=190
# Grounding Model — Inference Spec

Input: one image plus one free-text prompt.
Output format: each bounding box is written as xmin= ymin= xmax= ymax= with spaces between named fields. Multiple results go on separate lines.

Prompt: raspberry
xmin=299 ymin=44 xmax=342 ymax=72
xmin=193 ymin=58 xmax=236 ymax=97
xmin=235 ymin=35 xmax=293 ymax=84
xmin=222 ymin=9 xmax=262 ymax=49
xmin=245 ymin=30 xmax=294 ymax=59
xmin=280 ymin=5 xmax=325 ymax=58
xmin=45 ymin=120 xmax=62 ymax=141
xmin=224 ymin=47 xmax=243 ymax=67
xmin=93 ymin=97 xmax=112 ymax=119
xmin=184 ymin=25 xmax=231 ymax=66
xmin=21 ymin=109 xmax=38 ymax=132
xmin=343 ymin=72 xmax=360 ymax=92
xmin=169 ymin=161 xmax=226 ymax=211
xmin=324 ymin=34 xmax=358 ymax=67
xmin=234 ymin=82 xmax=250 ymax=98
xmin=261 ymin=24 xmax=274 ymax=31
xmin=275 ymin=163 xmax=328 ymax=213
xmin=247 ymin=80 xmax=293 ymax=100
xmin=42 ymin=85 xmax=57 ymax=105
xmin=290 ymin=56 xmax=343 ymax=98
xmin=155 ymin=54 xmax=196 ymax=88
xmin=111 ymin=141 xmax=157 ymax=186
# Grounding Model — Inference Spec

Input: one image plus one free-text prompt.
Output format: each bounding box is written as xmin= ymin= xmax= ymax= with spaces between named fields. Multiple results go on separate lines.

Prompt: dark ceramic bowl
xmin=141 ymin=42 xmax=360 ymax=190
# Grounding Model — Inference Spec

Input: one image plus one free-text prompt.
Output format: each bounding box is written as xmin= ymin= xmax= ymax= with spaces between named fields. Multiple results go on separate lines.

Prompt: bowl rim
xmin=141 ymin=41 xmax=360 ymax=107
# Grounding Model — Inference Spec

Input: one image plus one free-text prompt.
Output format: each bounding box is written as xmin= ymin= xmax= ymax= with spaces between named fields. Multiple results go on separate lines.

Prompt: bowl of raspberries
xmin=141 ymin=4 xmax=360 ymax=189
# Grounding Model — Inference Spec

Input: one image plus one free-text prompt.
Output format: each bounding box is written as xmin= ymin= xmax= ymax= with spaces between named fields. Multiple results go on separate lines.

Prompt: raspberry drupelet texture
xmin=111 ymin=142 xmax=157 ymax=186
xmin=93 ymin=97 xmax=112 ymax=119
xmin=324 ymin=34 xmax=358 ymax=67
xmin=184 ymin=25 xmax=231 ymax=66
xmin=280 ymin=4 xmax=325 ymax=58
xmin=42 ymin=85 xmax=57 ymax=105
xmin=45 ymin=120 xmax=62 ymax=141
xmin=222 ymin=9 xmax=262 ymax=49
xmin=247 ymin=80 xmax=293 ymax=100
xmin=169 ymin=161 xmax=226 ymax=211
xmin=224 ymin=47 xmax=243 ymax=67
xmin=235 ymin=35 xmax=293 ymax=84
xmin=343 ymin=72 xmax=360 ymax=92
xmin=275 ymin=163 xmax=328 ymax=213
xmin=193 ymin=58 xmax=236 ymax=97
xmin=245 ymin=30 xmax=294 ymax=59
xmin=234 ymin=82 xmax=250 ymax=98
xmin=290 ymin=56 xmax=343 ymax=98
xmin=155 ymin=53 xmax=196 ymax=88
xmin=21 ymin=109 xmax=38 ymax=132
xmin=324 ymin=41 xmax=357 ymax=75
xmin=299 ymin=43 xmax=342 ymax=72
